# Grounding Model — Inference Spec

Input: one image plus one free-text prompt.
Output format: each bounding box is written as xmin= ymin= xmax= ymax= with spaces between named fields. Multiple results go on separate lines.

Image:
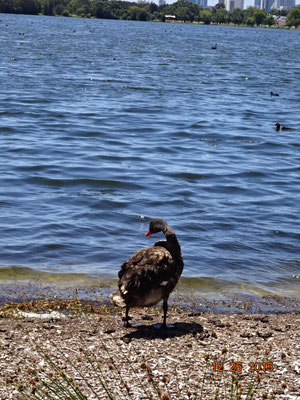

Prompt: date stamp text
xmin=212 ymin=362 xmax=274 ymax=373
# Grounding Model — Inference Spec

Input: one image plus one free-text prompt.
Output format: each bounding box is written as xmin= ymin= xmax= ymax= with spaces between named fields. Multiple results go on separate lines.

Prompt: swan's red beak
xmin=145 ymin=230 xmax=151 ymax=237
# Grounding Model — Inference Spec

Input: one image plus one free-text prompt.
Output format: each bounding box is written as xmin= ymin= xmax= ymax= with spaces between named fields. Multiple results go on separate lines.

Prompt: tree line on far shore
xmin=1 ymin=0 xmax=300 ymax=27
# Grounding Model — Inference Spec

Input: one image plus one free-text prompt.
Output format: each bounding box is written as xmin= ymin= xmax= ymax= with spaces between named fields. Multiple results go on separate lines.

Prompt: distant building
xmin=254 ymin=0 xmax=261 ymax=8
xmin=198 ymin=0 xmax=208 ymax=7
xmin=262 ymin=0 xmax=273 ymax=12
xmin=165 ymin=14 xmax=176 ymax=19
xmin=186 ymin=0 xmax=209 ymax=6
xmin=225 ymin=0 xmax=244 ymax=10
xmin=272 ymin=0 xmax=295 ymax=9
xmin=275 ymin=15 xmax=287 ymax=25
xmin=234 ymin=0 xmax=244 ymax=8
xmin=225 ymin=0 xmax=234 ymax=11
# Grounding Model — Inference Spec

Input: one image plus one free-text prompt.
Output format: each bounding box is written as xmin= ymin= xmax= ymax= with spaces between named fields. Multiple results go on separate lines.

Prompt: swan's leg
xmin=123 ymin=306 xmax=131 ymax=327
xmin=162 ymin=298 xmax=168 ymax=328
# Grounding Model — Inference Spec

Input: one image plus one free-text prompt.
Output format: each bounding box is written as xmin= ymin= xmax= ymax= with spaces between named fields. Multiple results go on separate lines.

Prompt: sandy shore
xmin=0 ymin=297 xmax=299 ymax=400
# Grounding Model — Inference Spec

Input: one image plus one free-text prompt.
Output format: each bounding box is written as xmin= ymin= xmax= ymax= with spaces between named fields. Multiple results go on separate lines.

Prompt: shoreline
xmin=0 ymin=299 xmax=299 ymax=399
xmin=0 ymin=270 xmax=299 ymax=313
xmin=0 ymin=279 xmax=300 ymax=314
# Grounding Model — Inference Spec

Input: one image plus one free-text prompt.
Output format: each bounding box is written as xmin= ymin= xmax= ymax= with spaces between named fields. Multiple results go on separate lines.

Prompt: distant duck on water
xmin=275 ymin=123 xmax=293 ymax=131
xmin=270 ymin=91 xmax=279 ymax=97
xmin=211 ymin=44 xmax=217 ymax=50
xmin=111 ymin=219 xmax=184 ymax=328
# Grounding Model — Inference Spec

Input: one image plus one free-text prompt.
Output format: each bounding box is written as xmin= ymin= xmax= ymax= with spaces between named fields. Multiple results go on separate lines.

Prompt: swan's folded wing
xmin=119 ymin=246 xmax=171 ymax=274
xmin=118 ymin=246 xmax=175 ymax=298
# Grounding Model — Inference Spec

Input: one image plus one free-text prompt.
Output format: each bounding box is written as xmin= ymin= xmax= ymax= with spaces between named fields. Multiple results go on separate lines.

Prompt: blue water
xmin=0 ymin=14 xmax=299 ymax=297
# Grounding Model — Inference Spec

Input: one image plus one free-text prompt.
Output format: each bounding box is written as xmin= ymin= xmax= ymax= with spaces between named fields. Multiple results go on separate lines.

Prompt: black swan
xmin=270 ymin=91 xmax=279 ymax=97
xmin=211 ymin=44 xmax=217 ymax=50
xmin=111 ymin=219 xmax=184 ymax=328
xmin=275 ymin=123 xmax=292 ymax=131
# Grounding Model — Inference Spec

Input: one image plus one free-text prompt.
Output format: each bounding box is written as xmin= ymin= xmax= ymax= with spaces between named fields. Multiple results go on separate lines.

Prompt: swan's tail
xmin=110 ymin=291 xmax=126 ymax=308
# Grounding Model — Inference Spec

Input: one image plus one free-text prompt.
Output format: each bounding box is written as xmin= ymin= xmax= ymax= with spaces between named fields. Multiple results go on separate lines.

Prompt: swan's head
xmin=145 ymin=219 xmax=167 ymax=237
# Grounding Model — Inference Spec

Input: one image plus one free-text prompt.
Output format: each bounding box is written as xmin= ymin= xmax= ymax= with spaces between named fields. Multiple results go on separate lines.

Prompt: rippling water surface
xmin=0 ymin=14 xmax=299 ymax=297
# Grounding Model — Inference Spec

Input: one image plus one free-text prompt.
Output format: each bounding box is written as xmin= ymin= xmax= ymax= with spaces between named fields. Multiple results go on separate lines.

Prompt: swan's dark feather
xmin=118 ymin=246 xmax=178 ymax=306
xmin=119 ymin=246 xmax=172 ymax=274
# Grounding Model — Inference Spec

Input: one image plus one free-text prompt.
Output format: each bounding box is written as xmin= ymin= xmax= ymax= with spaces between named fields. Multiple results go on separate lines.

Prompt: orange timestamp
xmin=212 ymin=361 xmax=274 ymax=373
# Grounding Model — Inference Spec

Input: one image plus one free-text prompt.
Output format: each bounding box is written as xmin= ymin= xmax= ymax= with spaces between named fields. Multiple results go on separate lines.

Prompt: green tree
xmin=286 ymin=7 xmax=300 ymax=27
xmin=128 ymin=5 xmax=149 ymax=20
xmin=17 ymin=0 xmax=40 ymax=14
xmin=244 ymin=6 xmax=255 ymax=21
xmin=136 ymin=7 xmax=149 ymax=20
xmin=212 ymin=9 xmax=228 ymax=24
xmin=92 ymin=1 xmax=114 ymax=19
xmin=0 ymin=0 xmax=13 ymax=12
xmin=265 ymin=15 xmax=274 ymax=26
xmin=128 ymin=5 xmax=139 ymax=19
xmin=230 ymin=8 xmax=243 ymax=25
xmin=245 ymin=16 xmax=255 ymax=26
xmin=121 ymin=10 xmax=129 ymax=19
xmin=214 ymin=2 xmax=225 ymax=9
xmin=167 ymin=0 xmax=198 ymax=21
xmin=41 ymin=0 xmax=54 ymax=15
xmin=176 ymin=6 xmax=192 ymax=21
xmin=68 ymin=0 xmax=88 ymax=14
xmin=199 ymin=9 xmax=212 ymax=24
xmin=270 ymin=8 xmax=288 ymax=16
xmin=253 ymin=9 xmax=266 ymax=25
xmin=146 ymin=1 xmax=157 ymax=13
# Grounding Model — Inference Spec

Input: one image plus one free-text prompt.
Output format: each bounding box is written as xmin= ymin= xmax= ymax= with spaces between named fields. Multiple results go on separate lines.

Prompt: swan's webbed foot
xmin=123 ymin=320 xmax=132 ymax=328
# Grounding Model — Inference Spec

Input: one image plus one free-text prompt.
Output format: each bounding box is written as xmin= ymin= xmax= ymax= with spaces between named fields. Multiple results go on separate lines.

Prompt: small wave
xmin=231 ymin=171 xmax=266 ymax=178
xmin=26 ymin=177 xmax=143 ymax=190
xmin=0 ymin=127 xmax=14 ymax=132
xmin=123 ymin=87 xmax=153 ymax=92
xmin=167 ymin=172 xmax=212 ymax=181
xmin=45 ymin=243 xmax=66 ymax=250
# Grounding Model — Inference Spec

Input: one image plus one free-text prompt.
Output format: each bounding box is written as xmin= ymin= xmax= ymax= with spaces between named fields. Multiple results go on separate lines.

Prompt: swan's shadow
xmin=121 ymin=322 xmax=205 ymax=341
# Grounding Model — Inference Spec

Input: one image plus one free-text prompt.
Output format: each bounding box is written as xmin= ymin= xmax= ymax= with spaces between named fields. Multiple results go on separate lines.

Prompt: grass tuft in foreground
xmin=16 ymin=329 xmax=271 ymax=400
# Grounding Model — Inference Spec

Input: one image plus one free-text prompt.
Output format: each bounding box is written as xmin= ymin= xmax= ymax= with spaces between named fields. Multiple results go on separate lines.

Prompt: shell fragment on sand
xmin=16 ymin=310 xmax=66 ymax=320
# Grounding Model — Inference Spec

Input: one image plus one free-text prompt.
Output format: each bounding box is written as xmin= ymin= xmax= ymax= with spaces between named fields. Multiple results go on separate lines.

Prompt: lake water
xmin=0 ymin=14 xmax=299 ymax=299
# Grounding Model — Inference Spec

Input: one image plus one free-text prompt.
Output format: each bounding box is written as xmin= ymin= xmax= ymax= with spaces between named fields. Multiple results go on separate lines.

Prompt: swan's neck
xmin=162 ymin=226 xmax=182 ymax=260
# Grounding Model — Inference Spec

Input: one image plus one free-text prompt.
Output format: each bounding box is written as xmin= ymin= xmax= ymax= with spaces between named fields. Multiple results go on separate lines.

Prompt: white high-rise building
xmin=262 ymin=0 xmax=273 ymax=11
xmin=235 ymin=0 xmax=244 ymax=8
xmin=272 ymin=0 xmax=295 ymax=9
xmin=225 ymin=0 xmax=244 ymax=10
xmin=254 ymin=0 xmax=261 ymax=8
xmin=198 ymin=0 xmax=208 ymax=7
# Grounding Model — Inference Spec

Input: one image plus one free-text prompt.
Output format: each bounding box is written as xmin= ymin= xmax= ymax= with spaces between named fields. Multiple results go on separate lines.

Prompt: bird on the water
xmin=270 ymin=91 xmax=279 ymax=97
xmin=275 ymin=123 xmax=293 ymax=131
xmin=211 ymin=44 xmax=217 ymax=50
xmin=111 ymin=219 xmax=184 ymax=328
